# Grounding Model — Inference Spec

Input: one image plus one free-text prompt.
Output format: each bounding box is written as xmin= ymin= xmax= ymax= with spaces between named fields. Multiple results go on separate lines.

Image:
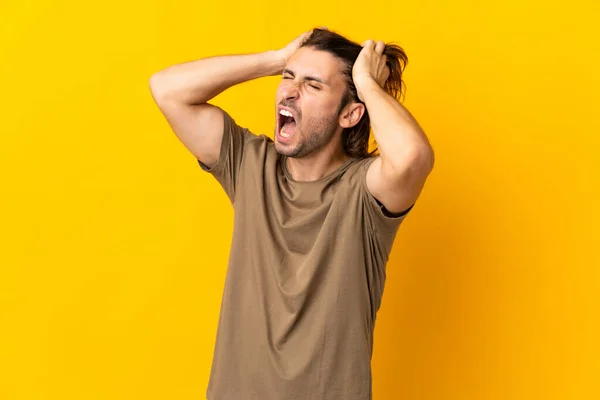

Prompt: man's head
xmin=274 ymin=28 xmax=408 ymax=159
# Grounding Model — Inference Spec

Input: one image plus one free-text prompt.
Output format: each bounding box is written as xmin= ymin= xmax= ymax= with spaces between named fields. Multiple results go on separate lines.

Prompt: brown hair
xmin=300 ymin=28 xmax=408 ymax=159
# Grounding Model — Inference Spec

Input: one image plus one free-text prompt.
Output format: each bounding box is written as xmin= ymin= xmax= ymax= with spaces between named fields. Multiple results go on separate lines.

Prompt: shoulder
xmin=344 ymin=156 xmax=413 ymax=233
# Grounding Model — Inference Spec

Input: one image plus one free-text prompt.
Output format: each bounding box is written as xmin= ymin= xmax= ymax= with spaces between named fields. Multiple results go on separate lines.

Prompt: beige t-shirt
xmin=198 ymin=109 xmax=413 ymax=400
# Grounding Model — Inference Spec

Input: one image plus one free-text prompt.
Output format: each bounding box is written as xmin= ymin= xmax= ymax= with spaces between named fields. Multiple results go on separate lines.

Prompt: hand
xmin=274 ymin=30 xmax=313 ymax=71
xmin=352 ymin=40 xmax=390 ymax=102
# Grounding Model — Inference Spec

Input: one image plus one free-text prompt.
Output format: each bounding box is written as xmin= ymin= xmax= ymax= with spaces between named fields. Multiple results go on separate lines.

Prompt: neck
xmin=285 ymin=146 xmax=351 ymax=182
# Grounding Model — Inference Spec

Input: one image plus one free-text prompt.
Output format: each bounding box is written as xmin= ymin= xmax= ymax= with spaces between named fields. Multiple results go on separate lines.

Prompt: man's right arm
xmin=148 ymin=51 xmax=286 ymax=169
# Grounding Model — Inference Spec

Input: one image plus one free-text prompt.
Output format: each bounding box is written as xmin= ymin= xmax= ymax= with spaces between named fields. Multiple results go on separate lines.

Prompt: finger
xmin=374 ymin=40 xmax=385 ymax=54
xmin=378 ymin=69 xmax=390 ymax=88
xmin=299 ymin=30 xmax=312 ymax=43
xmin=362 ymin=39 xmax=375 ymax=49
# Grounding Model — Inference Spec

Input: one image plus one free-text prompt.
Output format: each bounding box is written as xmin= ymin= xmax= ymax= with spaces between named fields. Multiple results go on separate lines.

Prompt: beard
xmin=274 ymin=110 xmax=341 ymax=158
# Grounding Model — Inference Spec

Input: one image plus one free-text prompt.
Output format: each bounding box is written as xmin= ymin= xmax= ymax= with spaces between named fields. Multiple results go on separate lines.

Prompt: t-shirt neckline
xmin=281 ymin=155 xmax=355 ymax=184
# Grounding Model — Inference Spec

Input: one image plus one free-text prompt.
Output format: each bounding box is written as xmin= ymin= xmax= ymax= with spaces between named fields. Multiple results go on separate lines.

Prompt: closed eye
xmin=308 ymin=84 xmax=321 ymax=90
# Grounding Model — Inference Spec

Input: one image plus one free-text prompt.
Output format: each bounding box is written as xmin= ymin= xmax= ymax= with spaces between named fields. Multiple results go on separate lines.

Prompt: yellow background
xmin=1 ymin=0 xmax=599 ymax=399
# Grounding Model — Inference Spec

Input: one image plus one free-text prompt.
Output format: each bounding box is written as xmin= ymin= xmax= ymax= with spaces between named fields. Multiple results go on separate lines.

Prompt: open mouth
xmin=277 ymin=108 xmax=297 ymax=139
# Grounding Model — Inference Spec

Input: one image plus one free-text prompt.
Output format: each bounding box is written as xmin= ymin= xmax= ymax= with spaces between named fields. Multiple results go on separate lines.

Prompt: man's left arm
xmin=354 ymin=40 xmax=435 ymax=215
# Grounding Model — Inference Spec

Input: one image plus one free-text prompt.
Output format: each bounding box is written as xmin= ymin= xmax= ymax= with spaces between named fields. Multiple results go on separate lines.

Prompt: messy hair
xmin=300 ymin=28 xmax=408 ymax=159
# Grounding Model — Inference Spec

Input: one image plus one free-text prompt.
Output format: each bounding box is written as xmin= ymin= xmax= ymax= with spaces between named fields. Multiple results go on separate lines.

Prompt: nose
xmin=281 ymin=82 xmax=300 ymax=101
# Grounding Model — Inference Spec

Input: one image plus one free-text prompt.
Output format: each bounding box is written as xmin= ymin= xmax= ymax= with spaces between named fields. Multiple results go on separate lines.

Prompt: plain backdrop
xmin=1 ymin=0 xmax=599 ymax=399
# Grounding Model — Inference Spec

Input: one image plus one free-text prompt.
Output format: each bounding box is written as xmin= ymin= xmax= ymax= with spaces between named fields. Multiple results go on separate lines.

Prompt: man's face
xmin=274 ymin=46 xmax=348 ymax=158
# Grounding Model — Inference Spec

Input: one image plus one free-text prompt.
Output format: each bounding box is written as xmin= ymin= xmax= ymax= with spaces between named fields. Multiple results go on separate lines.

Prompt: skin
xmin=150 ymin=28 xmax=433 ymax=213
xmin=273 ymin=46 xmax=366 ymax=181
xmin=272 ymin=33 xmax=433 ymax=213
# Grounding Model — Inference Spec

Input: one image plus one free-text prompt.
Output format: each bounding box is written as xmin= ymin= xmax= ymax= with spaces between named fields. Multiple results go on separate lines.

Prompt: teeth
xmin=279 ymin=109 xmax=293 ymax=117
xmin=278 ymin=109 xmax=295 ymax=139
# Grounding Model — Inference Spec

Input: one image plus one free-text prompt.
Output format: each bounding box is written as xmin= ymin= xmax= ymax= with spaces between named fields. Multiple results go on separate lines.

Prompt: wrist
xmin=354 ymin=75 xmax=381 ymax=101
xmin=265 ymin=50 xmax=287 ymax=76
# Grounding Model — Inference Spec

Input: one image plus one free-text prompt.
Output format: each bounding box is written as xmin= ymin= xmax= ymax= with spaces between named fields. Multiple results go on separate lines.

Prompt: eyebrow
xmin=282 ymin=68 xmax=329 ymax=86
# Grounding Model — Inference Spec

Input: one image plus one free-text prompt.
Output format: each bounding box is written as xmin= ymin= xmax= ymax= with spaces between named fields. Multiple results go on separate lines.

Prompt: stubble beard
xmin=274 ymin=112 xmax=341 ymax=158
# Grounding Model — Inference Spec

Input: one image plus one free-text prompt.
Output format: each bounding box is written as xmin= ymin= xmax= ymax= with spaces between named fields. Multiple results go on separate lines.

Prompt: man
xmin=149 ymin=28 xmax=434 ymax=400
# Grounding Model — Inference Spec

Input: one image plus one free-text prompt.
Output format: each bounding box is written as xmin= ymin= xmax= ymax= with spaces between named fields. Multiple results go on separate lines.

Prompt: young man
xmin=150 ymin=28 xmax=434 ymax=400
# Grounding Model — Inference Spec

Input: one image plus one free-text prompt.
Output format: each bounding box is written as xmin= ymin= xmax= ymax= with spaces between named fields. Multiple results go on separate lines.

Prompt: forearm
xmin=360 ymin=79 xmax=433 ymax=169
xmin=150 ymin=50 xmax=284 ymax=105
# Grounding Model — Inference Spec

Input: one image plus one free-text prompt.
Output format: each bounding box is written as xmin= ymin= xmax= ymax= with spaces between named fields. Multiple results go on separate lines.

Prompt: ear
xmin=339 ymin=102 xmax=365 ymax=129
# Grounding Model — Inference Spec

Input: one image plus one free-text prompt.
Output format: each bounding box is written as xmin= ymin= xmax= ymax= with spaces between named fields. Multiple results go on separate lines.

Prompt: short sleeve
xmin=197 ymin=109 xmax=256 ymax=203
xmin=358 ymin=157 xmax=414 ymax=235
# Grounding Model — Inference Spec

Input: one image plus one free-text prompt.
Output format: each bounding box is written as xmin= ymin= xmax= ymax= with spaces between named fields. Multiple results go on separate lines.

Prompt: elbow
xmin=415 ymin=145 xmax=435 ymax=174
xmin=411 ymin=138 xmax=435 ymax=172
xmin=149 ymin=73 xmax=169 ymax=101
xmin=424 ymin=145 xmax=435 ymax=171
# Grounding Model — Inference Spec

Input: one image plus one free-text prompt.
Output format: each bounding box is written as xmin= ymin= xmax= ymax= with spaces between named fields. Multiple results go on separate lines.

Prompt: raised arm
xmin=353 ymin=40 xmax=435 ymax=215
xmin=148 ymin=32 xmax=311 ymax=168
